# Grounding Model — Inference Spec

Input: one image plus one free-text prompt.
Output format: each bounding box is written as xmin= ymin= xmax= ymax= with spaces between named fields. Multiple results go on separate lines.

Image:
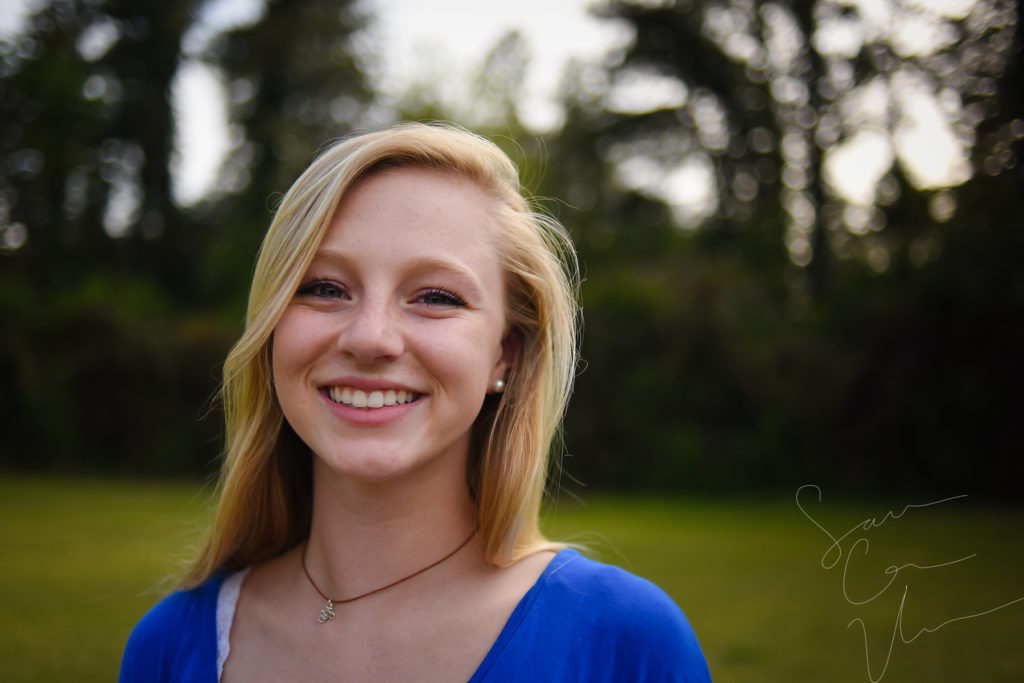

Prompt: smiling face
xmin=271 ymin=166 xmax=515 ymax=485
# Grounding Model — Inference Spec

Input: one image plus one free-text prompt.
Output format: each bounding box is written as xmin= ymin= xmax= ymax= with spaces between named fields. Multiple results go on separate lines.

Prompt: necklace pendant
xmin=318 ymin=599 xmax=335 ymax=624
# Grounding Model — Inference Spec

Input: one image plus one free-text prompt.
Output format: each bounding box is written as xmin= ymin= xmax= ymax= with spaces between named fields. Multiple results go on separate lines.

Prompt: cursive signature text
xmin=796 ymin=484 xmax=1024 ymax=682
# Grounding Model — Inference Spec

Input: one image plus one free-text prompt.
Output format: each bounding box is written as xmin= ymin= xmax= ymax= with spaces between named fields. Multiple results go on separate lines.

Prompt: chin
xmin=313 ymin=450 xmax=429 ymax=485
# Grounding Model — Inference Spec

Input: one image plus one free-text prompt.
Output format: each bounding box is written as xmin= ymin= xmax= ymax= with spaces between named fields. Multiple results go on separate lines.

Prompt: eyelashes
xmin=296 ymin=278 xmax=466 ymax=308
xmin=297 ymin=278 xmax=347 ymax=299
xmin=417 ymin=288 xmax=467 ymax=307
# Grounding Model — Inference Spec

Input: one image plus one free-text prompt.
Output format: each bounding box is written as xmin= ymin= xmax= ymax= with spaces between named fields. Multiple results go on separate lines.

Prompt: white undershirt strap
xmin=215 ymin=568 xmax=251 ymax=681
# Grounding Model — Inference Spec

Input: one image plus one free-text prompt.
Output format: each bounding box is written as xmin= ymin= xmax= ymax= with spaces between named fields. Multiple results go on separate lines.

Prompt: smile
xmin=327 ymin=386 xmax=421 ymax=409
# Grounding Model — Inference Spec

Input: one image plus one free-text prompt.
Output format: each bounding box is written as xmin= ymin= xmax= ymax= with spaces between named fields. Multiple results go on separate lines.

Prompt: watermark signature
xmin=796 ymin=484 xmax=1024 ymax=682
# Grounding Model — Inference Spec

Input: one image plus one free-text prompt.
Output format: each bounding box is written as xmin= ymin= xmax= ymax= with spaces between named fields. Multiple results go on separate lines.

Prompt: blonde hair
xmin=180 ymin=122 xmax=579 ymax=587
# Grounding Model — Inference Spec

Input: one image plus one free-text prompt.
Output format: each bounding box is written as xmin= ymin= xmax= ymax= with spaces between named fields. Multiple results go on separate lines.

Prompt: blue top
xmin=121 ymin=549 xmax=711 ymax=682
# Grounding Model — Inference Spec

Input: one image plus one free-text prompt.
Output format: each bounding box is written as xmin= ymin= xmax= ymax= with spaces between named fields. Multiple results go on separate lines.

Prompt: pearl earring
xmin=493 ymin=378 xmax=506 ymax=393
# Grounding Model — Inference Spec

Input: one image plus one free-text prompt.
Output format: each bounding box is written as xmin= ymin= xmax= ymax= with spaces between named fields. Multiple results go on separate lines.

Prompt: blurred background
xmin=1 ymin=0 xmax=1020 ymax=496
xmin=1 ymin=1 xmax=1022 ymax=681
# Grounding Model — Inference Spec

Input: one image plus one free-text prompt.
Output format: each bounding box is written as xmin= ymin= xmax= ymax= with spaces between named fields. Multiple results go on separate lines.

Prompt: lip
xmin=321 ymin=376 xmax=423 ymax=394
xmin=318 ymin=377 xmax=425 ymax=426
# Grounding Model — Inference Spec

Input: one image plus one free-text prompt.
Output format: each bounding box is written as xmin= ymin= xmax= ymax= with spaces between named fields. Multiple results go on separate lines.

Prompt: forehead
xmin=314 ymin=166 xmax=505 ymax=280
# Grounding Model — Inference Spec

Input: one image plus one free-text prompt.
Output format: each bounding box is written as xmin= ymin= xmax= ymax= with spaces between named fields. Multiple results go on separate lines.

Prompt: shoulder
xmin=477 ymin=549 xmax=711 ymax=682
xmin=119 ymin=575 xmax=224 ymax=683
xmin=544 ymin=549 xmax=704 ymax=645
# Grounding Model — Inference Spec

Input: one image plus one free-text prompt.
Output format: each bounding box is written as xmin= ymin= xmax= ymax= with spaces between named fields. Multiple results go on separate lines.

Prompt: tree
xmin=0 ymin=0 xmax=374 ymax=473
xmin=531 ymin=0 xmax=1023 ymax=494
xmin=0 ymin=0 xmax=204 ymax=288
xmin=572 ymin=0 xmax=1018 ymax=288
xmin=190 ymin=0 xmax=375 ymax=308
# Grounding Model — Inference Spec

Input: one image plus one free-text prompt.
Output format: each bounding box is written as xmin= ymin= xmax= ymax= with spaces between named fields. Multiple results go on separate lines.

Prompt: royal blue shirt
xmin=121 ymin=549 xmax=711 ymax=682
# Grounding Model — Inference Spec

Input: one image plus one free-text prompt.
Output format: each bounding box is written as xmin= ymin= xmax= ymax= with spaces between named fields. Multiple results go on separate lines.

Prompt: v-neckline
xmin=215 ymin=548 xmax=580 ymax=682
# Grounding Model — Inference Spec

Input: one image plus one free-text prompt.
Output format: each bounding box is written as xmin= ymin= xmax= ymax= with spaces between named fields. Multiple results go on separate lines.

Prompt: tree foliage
xmin=0 ymin=0 xmax=371 ymax=474
xmin=0 ymin=0 xmax=1020 ymax=495
xmin=532 ymin=0 xmax=1023 ymax=494
xmin=577 ymin=0 xmax=1018 ymax=279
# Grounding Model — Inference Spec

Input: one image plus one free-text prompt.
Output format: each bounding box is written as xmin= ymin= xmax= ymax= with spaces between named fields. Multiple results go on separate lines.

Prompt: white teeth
xmin=328 ymin=386 xmax=418 ymax=409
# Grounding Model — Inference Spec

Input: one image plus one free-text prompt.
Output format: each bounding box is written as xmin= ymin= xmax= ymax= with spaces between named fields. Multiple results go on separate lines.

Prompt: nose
xmin=336 ymin=295 xmax=404 ymax=363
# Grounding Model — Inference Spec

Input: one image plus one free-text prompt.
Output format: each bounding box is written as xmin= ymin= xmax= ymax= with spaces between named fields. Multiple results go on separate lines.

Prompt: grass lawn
xmin=1 ymin=475 xmax=1021 ymax=682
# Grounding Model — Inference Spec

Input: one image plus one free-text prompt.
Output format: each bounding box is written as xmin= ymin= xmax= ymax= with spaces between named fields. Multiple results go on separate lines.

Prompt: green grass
xmin=2 ymin=476 xmax=1022 ymax=682
xmin=0 ymin=476 xmax=213 ymax=683
xmin=542 ymin=492 xmax=1024 ymax=682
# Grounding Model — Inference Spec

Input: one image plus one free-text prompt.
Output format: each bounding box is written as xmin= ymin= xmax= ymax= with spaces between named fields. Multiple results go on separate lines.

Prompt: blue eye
xmin=418 ymin=288 xmax=466 ymax=307
xmin=298 ymin=278 xmax=348 ymax=299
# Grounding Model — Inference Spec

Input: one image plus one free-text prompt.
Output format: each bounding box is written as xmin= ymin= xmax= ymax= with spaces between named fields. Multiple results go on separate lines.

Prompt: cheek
xmin=411 ymin=325 xmax=494 ymax=389
xmin=269 ymin=334 xmax=296 ymax=412
xmin=270 ymin=338 xmax=287 ymax=393
xmin=270 ymin=323 xmax=294 ymax=384
xmin=271 ymin=321 xmax=321 ymax=431
xmin=270 ymin=311 xmax=318 ymax=388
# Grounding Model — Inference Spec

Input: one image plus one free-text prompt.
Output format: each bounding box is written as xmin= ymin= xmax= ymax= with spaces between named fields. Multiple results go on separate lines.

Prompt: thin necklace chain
xmin=301 ymin=527 xmax=477 ymax=623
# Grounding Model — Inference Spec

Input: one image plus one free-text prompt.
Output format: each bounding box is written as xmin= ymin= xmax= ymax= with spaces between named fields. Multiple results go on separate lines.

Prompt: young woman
xmin=120 ymin=122 xmax=711 ymax=682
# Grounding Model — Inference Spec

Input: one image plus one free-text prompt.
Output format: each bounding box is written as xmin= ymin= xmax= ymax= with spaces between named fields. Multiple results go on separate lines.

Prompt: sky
xmin=0 ymin=0 xmax=983 ymax=221
xmin=163 ymin=0 xmax=627 ymax=202
xmin=0 ymin=0 xmax=624 ymax=203
xmin=172 ymin=0 xmax=627 ymax=130
xmin=0 ymin=0 xmax=625 ymax=126
xmin=362 ymin=0 xmax=628 ymax=130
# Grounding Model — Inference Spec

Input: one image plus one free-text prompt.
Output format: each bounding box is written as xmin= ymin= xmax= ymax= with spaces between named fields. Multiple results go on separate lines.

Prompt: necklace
xmin=301 ymin=527 xmax=477 ymax=624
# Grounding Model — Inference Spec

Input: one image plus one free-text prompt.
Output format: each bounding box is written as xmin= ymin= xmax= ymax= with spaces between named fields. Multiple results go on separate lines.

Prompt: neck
xmin=303 ymin=457 xmax=479 ymax=599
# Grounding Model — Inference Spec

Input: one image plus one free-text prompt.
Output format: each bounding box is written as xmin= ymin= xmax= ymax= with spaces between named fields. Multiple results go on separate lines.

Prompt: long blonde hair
xmin=180 ymin=122 xmax=580 ymax=587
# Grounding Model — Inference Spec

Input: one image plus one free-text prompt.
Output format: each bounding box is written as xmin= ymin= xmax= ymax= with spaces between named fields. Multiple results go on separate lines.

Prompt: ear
xmin=491 ymin=329 xmax=521 ymax=387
